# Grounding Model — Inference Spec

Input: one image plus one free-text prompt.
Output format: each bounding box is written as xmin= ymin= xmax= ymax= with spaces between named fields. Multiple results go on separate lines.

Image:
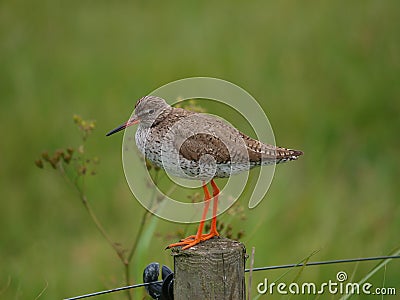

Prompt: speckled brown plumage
xmin=122 ymin=96 xmax=303 ymax=180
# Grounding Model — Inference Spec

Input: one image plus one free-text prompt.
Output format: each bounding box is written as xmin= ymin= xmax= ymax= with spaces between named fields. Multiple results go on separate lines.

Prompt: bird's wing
xmin=170 ymin=113 xmax=239 ymax=164
xmin=170 ymin=112 xmax=302 ymax=165
xmin=178 ymin=133 xmax=231 ymax=163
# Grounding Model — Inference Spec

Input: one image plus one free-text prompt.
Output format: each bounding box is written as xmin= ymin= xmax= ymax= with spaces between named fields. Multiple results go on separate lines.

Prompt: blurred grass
xmin=1 ymin=0 xmax=399 ymax=299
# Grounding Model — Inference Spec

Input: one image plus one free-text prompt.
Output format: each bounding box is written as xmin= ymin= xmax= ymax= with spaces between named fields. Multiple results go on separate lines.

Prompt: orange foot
xmin=167 ymin=231 xmax=219 ymax=250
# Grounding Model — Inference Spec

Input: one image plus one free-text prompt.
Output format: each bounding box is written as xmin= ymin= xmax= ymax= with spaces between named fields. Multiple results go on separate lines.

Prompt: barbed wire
xmin=64 ymin=255 xmax=400 ymax=300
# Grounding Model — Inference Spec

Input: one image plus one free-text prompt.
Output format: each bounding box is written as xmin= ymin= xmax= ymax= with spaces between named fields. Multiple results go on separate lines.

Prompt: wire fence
xmin=64 ymin=254 xmax=400 ymax=300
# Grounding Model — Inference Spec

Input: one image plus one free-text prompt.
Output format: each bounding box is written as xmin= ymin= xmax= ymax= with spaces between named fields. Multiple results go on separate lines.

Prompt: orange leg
xmin=200 ymin=179 xmax=220 ymax=239
xmin=209 ymin=179 xmax=220 ymax=236
xmin=167 ymin=181 xmax=213 ymax=250
xmin=178 ymin=182 xmax=211 ymax=242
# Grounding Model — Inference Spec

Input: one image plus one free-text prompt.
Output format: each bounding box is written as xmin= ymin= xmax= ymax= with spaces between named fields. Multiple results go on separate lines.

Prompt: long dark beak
xmin=106 ymin=118 xmax=139 ymax=136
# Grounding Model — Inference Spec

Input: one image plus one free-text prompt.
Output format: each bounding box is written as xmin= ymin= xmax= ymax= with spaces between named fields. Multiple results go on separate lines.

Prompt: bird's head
xmin=106 ymin=96 xmax=170 ymax=136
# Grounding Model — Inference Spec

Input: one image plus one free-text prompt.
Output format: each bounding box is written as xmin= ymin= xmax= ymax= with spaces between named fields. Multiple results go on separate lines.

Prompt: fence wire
xmin=64 ymin=255 xmax=400 ymax=300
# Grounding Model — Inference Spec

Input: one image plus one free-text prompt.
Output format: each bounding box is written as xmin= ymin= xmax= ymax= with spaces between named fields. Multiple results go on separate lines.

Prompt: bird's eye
xmin=148 ymin=109 xmax=155 ymax=114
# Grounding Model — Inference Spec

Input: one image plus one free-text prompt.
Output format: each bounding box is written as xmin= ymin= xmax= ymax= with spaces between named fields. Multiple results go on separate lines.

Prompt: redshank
xmin=107 ymin=96 xmax=303 ymax=250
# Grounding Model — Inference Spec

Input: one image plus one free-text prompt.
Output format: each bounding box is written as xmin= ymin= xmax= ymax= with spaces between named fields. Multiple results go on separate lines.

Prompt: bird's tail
xmin=274 ymin=147 xmax=303 ymax=164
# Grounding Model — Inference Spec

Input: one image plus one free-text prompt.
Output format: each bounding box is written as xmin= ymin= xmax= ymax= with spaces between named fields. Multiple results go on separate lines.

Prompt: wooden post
xmin=173 ymin=237 xmax=246 ymax=300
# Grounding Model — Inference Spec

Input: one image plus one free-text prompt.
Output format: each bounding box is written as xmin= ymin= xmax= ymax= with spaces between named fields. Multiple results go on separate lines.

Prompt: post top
xmin=171 ymin=237 xmax=245 ymax=256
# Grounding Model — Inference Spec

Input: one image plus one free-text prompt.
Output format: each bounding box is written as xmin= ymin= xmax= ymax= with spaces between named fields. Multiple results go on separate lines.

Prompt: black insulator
xmin=143 ymin=263 xmax=174 ymax=300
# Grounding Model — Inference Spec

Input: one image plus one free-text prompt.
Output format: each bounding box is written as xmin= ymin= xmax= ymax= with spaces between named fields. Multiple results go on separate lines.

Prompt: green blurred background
xmin=1 ymin=1 xmax=399 ymax=299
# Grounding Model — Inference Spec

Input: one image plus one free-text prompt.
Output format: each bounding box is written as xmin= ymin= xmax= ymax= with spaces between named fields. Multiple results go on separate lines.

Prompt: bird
xmin=107 ymin=96 xmax=303 ymax=250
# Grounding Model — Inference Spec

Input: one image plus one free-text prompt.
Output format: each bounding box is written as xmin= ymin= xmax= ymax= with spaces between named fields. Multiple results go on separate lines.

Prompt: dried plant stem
xmin=128 ymin=209 xmax=151 ymax=265
xmin=79 ymin=184 xmax=133 ymax=300
xmin=80 ymin=192 xmax=126 ymax=261
xmin=57 ymin=151 xmax=172 ymax=299
xmin=59 ymin=163 xmax=132 ymax=299
xmin=123 ymin=171 xmax=162 ymax=299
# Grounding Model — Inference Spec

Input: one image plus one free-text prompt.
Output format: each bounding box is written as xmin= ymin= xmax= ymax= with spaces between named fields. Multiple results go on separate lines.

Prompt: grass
xmin=1 ymin=1 xmax=399 ymax=299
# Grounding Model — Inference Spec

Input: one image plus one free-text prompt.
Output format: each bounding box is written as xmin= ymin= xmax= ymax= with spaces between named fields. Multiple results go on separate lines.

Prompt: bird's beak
xmin=106 ymin=117 xmax=140 ymax=136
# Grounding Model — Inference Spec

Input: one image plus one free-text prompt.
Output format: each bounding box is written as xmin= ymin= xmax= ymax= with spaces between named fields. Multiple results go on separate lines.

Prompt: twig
xmin=126 ymin=170 xmax=160 ymax=263
xmin=60 ymin=163 xmax=126 ymax=263
xmin=80 ymin=191 xmax=125 ymax=261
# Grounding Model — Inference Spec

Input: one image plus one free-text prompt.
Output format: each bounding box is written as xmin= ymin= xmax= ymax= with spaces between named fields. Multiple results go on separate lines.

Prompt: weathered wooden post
xmin=173 ymin=237 xmax=246 ymax=299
